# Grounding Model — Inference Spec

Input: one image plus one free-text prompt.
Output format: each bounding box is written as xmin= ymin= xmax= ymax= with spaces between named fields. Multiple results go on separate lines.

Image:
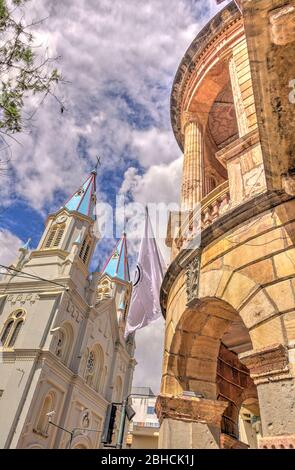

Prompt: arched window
xmin=55 ymin=330 xmax=65 ymax=358
xmin=53 ymin=323 xmax=74 ymax=365
xmin=35 ymin=392 xmax=55 ymax=436
xmin=8 ymin=320 xmax=24 ymax=347
xmin=84 ymin=345 xmax=104 ymax=392
xmin=79 ymin=236 xmax=92 ymax=264
xmin=44 ymin=224 xmax=65 ymax=249
xmin=0 ymin=310 xmax=26 ymax=348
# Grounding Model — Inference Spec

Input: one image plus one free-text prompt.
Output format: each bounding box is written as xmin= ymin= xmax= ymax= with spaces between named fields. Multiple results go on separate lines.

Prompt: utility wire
xmin=0 ymin=264 xmax=68 ymax=289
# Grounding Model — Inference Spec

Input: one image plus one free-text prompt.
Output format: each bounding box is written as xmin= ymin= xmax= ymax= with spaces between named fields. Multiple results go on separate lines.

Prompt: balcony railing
xmin=167 ymin=181 xmax=231 ymax=251
xmin=201 ymin=181 xmax=230 ymax=229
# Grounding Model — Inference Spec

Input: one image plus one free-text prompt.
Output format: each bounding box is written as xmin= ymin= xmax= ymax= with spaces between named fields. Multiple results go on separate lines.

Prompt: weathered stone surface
xmin=158 ymin=419 xmax=221 ymax=449
xmin=198 ymin=270 xmax=224 ymax=298
xmin=273 ymin=249 xmax=295 ymax=278
xmin=266 ymin=280 xmax=295 ymax=312
xmin=283 ymin=311 xmax=295 ymax=343
xmin=250 ymin=317 xmax=285 ymax=349
xmin=239 ymin=258 xmax=275 ymax=285
xmin=222 ymin=272 xmax=257 ymax=309
xmin=257 ymin=379 xmax=295 ymax=437
xmin=223 ymin=227 xmax=286 ymax=270
xmin=239 ymin=289 xmax=277 ymax=329
xmin=201 ymin=316 xmax=230 ymax=340
xmin=156 ymin=395 xmax=228 ymax=427
xmin=239 ymin=344 xmax=289 ymax=381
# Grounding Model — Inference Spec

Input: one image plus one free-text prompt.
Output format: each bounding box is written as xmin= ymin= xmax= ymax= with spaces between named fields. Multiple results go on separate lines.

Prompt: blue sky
xmin=0 ymin=0 xmax=227 ymax=392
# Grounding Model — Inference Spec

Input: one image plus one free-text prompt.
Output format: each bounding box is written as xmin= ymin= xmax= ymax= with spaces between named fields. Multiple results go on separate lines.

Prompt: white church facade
xmin=0 ymin=169 xmax=136 ymax=449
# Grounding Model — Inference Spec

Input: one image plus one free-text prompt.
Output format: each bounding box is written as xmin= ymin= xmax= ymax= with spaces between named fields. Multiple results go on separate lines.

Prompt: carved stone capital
xmin=239 ymin=344 xmax=291 ymax=384
xmin=155 ymin=394 xmax=228 ymax=427
xmin=269 ymin=5 xmax=295 ymax=46
xmin=181 ymin=111 xmax=199 ymax=134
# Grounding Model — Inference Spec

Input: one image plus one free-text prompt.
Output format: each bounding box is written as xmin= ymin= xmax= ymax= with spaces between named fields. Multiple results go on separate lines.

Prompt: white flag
xmin=124 ymin=209 xmax=166 ymax=338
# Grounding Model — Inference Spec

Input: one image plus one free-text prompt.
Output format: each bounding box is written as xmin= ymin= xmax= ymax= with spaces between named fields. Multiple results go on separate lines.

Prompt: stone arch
xmin=34 ymin=390 xmax=57 ymax=436
xmin=198 ymin=267 xmax=280 ymax=350
xmin=164 ymin=297 xmax=242 ymax=399
xmin=162 ymin=294 xmax=260 ymax=445
xmin=27 ymin=444 xmax=45 ymax=449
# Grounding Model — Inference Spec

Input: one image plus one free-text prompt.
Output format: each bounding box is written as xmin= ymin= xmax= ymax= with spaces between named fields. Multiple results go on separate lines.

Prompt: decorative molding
xmin=239 ymin=344 xmax=291 ymax=384
xmin=66 ymin=299 xmax=83 ymax=324
xmin=7 ymin=293 xmax=39 ymax=305
xmin=155 ymin=394 xmax=228 ymax=427
xmin=259 ymin=434 xmax=295 ymax=449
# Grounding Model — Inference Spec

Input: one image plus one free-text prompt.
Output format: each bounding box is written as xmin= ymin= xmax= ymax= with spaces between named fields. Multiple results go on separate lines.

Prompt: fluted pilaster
xmin=229 ymin=56 xmax=249 ymax=137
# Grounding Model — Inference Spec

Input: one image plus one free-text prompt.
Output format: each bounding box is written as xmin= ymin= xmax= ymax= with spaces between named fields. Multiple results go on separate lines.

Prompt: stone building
xmin=156 ymin=1 xmax=295 ymax=449
xmin=0 ymin=169 xmax=135 ymax=449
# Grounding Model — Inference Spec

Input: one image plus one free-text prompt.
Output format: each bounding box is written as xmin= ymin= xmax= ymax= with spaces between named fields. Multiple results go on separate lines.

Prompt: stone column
xmin=156 ymin=394 xmax=228 ymax=449
xmin=181 ymin=112 xmax=203 ymax=211
xmin=240 ymin=344 xmax=295 ymax=449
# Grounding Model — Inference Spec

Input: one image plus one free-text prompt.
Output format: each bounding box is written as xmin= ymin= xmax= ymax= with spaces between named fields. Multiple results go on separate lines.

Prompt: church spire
xmin=63 ymin=169 xmax=97 ymax=220
xmin=100 ymin=233 xmax=130 ymax=282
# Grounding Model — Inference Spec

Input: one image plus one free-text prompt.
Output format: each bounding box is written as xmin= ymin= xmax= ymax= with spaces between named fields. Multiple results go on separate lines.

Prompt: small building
xmin=126 ymin=387 xmax=159 ymax=449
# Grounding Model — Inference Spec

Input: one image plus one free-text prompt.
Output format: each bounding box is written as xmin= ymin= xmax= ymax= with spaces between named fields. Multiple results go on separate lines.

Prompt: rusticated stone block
xmin=273 ymin=250 xmax=295 ymax=279
xmin=266 ymin=280 xmax=295 ymax=312
xmin=239 ymin=289 xmax=277 ymax=329
xmin=239 ymin=258 xmax=275 ymax=285
xmin=250 ymin=317 xmax=285 ymax=350
xmin=222 ymin=272 xmax=256 ymax=309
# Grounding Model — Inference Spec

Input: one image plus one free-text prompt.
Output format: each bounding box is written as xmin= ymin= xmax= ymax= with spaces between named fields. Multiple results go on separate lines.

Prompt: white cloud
xmin=131 ymin=127 xmax=181 ymax=168
xmin=0 ymin=229 xmax=23 ymax=266
xmin=2 ymin=0 xmax=221 ymax=212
